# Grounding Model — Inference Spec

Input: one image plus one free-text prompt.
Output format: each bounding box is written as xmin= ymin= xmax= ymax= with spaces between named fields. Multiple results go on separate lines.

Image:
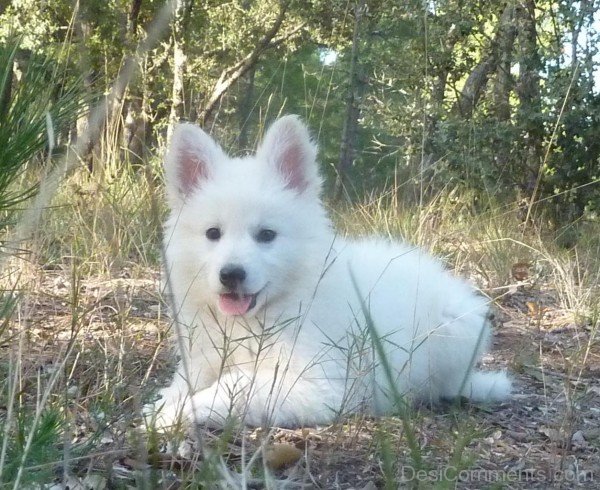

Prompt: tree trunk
xmin=492 ymin=4 xmax=517 ymax=172
xmin=515 ymin=0 xmax=543 ymax=198
xmin=118 ymin=0 xmax=147 ymax=166
xmin=493 ymin=5 xmax=517 ymax=122
xmin=75 ymin=0 xmax=143 ymax=172
xmin=334 ymin=0 xmax=366 ymax=202
xmin=123 ymin=0 xmax=147 ymax=167
xmin=167 ymin=0 xmax=189 ymax=144
xmin=423 ymin=21 xmax=464 ymax=163
xmin=236 ymin=65 xmax=256 ymax=151
xmin=74 ymin=3 xmax=95 ymax=172
xmin=128 ymin=0 xmax=143 ymax=33
xmin=453 ymin=56 xmax=496 ymax=119
xmin=0 ymin=52 xmax=12 ymax=121
xmin=123 ymin=96 xmax=146 ymax=166
xmin=452 ymin=4 xmax=514 ymax=119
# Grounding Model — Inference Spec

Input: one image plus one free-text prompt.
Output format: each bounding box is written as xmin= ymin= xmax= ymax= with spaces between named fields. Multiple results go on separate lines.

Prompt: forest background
xmin=3 ymin=0 xmax=599 ymax=223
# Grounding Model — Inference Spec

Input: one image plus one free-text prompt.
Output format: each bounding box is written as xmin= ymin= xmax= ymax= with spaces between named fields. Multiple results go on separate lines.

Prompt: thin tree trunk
xmin=334 ymin=0 xmax=366 ymax=202
xmin=492 ymin=4 xmax=517 ymax=172
xmin=236 ymin=65 xmax=256 ymax=151
xmin=128 ymin=0 xmax=143 ymax=33
xmin=515 ymin=0 xmax=543 ymax=197
xmin=0 ymin=52 xmax=12 ymax=121
xmin=167 ymin=0 xmax=189 ymax=144
xmin=76 ymin=0 xmax=143 ymax=172
xmin=123 ymin=0 xmax=146 ymax=167
xmin=74 ymin=1 xmax=95 ymax=172
xmin=452 ymin=4 xmax=514 ymax=119
xmin=453 ymin=57 xmax=496 ymax=118
xmin=123 ymin=96 xmax=146 ymax=166
xmin=422 ymin=20 xmax=465 ymax=163
xmin=493 ymin=5 xmax=516 ymax=122
xmin=117 ymin=0 xmax=146 ymax=166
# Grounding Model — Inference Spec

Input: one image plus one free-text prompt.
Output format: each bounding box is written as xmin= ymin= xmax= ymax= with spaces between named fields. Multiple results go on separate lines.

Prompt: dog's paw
xmin=143 ymin=386 xmax=190 ymax=431
xmin=189 ymin=386 xmax=239 ymax=429
xmin=142 ymin=400 xmax=185 ymax=431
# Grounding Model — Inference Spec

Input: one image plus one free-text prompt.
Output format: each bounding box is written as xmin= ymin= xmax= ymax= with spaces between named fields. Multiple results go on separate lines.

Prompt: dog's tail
xmin=461 ymin=370 xmax=512 ymax=402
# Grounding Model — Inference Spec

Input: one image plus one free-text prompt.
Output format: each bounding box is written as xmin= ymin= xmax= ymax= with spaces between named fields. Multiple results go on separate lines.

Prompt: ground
xmin=9 ymin=266 xmax=600 ymax=489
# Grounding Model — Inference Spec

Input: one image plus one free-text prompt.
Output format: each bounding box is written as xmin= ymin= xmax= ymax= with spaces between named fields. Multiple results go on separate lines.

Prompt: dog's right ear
xmin=256 ymin=115 xmax=321 ymax=195
xmin=164 ymin=123 xmax=225 ymax=207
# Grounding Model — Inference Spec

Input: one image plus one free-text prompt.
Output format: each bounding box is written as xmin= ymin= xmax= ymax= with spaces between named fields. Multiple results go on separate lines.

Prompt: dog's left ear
xmin=257 ymin=115 xmax=321 ymax=194
xmin=164 ymin=123 xmax=226 ymax=208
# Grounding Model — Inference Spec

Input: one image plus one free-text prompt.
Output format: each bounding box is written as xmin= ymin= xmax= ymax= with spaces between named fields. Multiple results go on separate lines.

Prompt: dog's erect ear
xmin=257 ymin=115 xmax=321 ymax=194
xmin=164 ymin=123 xmax=225 ymax=206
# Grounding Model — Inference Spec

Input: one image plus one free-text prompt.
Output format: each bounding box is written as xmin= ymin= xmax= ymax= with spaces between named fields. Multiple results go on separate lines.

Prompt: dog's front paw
xmin=189 ymin=385 xmax=239 ymax=429
xmin=143 ymin=400 xmax=185 ymax=431
xmin=143 ymin=385 xmax=190 ymax=431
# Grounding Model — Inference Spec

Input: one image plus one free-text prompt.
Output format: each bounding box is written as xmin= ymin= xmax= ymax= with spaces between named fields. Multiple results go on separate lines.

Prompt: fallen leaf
xmin=264 ymin=443 xmax=303 ymax=470
xmin=526 ymin=301 xmax=549 ymax=318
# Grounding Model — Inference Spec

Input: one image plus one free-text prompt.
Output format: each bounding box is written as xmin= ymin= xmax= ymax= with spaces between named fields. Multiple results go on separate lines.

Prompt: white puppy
xmin=145 ymin=115 xmax=511 ymax=429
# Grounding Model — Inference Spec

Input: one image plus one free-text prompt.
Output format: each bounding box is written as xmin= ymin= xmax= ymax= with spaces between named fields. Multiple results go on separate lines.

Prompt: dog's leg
xmin=143 ymin=366 xmax=192 ymax=429
xmin=144 ymin=345 xmax=222 ymax=429
xmin=187 ymin=366 xmax=352 ymax=428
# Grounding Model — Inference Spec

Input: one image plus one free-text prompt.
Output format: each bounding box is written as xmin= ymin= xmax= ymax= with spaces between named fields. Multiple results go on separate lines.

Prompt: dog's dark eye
xmin=256 ymin=229 xmax=276 ymax=243
xmin=206 ymin=227 xmax=222 ymax=241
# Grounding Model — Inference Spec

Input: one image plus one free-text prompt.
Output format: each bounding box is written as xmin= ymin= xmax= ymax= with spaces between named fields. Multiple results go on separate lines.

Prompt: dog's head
xmin=163 ymin=116 xmax=330 ymax=318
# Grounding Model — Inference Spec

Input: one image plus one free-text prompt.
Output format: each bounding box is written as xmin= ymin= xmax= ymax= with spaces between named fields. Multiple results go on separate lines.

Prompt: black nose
xmin=219 ymin=265 xmax=246 ymax=289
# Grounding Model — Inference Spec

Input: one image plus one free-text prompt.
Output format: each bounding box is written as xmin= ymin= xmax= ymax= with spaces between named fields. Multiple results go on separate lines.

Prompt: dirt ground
xmin=12 ymin=268 xmax=600 ymax=489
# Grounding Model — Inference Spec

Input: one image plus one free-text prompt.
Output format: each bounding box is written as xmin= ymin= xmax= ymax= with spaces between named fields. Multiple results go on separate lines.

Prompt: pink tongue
xmin=218 ymin=293 xmax=253 ymax=315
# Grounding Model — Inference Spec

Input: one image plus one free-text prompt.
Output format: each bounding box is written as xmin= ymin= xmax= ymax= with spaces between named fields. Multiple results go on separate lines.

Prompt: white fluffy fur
xmin=145 ymin=115 xmax=511 ymax=429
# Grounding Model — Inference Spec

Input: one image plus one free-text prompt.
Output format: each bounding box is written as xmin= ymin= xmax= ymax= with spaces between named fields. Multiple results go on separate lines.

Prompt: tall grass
xmin=39 ymin=161 xmax=164 ymax=275
xmin=0 ymin=38 xmax=88 ymax=487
